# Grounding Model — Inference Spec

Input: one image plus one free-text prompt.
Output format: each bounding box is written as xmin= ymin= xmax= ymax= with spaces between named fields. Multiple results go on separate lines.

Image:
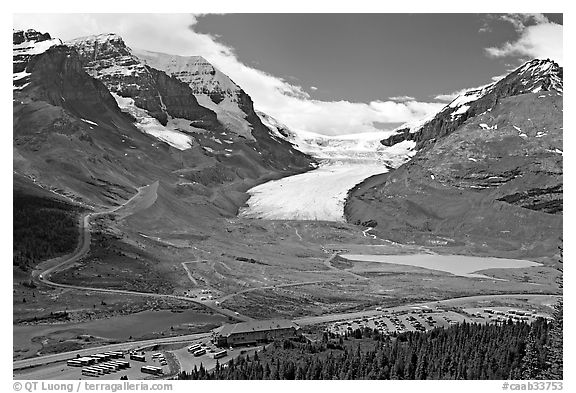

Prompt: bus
xmin=81 ymin=369 xmax=100 ymax=377
xmin=91 ymin=354 xmax=110 ymax=362
xmin=193 ymin=349 xmax=206 ymax=357
xmin=213 ymin=350 xmax=227 ymax=359
xmin=141 ymin=366 xmax=163 ymax=376
xmin=130 ymin=353 xmax=146 ymax=362
xmin=188 ymin=344 xmax=202 ymax=353
xmin=99 ymin=363 xmax=118 ymax=372
xmin=77 ymin=357 xmax=97 ymax=366
xmin=109 ymin=360 xmax=130 ymax=369
xmin=89 ymin=366 xmax=109 ymax=374
xmin=67 ymin=360 xmax=82 ymax=367
xmin=84 ymin=367 xmax=105 ymax=375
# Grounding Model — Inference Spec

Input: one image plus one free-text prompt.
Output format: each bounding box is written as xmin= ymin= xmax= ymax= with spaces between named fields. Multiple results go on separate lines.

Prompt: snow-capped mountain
xmin=13 ymin=30 xmax=63 ymax=90
xmin=256 ymin=110 xmax=415 ymax=167
xmin=346 ymin=58 xmax=563 ymax=256
xmin=383 ymin=59 xmax=563 ymax=149
xmin=133 ymin=47 xmax=411 ymax=170
xmin=68 ymin=34 xmax=223 ymax=149
xmin=132 ymin=50 xmax=247 ymax=112
xmin=13 ymin=29 xmax=314 ymax=213
xmin=132 ymin=49 xmax=258 ymax=140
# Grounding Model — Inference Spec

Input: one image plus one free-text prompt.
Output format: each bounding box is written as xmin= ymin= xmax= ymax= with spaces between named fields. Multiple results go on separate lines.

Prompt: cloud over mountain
xmin=13 ymin=13 xmax=445 ymax=136
xmin=485 ymin=14 xmax=563 ymax=66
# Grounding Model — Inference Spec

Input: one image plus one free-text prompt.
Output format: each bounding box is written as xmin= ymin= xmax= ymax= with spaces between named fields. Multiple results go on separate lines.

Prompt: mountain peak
xmin=69 ymin=32 xmax=125 ymax=44
xmin=131 ymin=48 xmax=252 ymax=118
xmin=506 ymin=58 xmax=563 ymax=94
xmin=13 ymin=29 xmax=63 ymax=89
xmin=13 ymin=29 xmax=52 ymax=45
xmin=132 ymin=49 xmax=242 ymax=95
xmin=383 ymin=57 xmax=563 ymax=149
xmin=68 ymin=33 xmax=132 ymax=63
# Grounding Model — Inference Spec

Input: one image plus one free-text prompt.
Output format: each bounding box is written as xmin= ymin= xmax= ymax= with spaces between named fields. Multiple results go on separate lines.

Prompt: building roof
xmin=218 ymin=319 xmax=300 ymax=337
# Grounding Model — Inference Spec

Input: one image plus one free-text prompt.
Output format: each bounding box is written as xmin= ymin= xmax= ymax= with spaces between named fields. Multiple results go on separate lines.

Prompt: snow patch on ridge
xmin=13 ymin=37 xmax=62 ymax=56
xmin=111 ymin=93 xmax=198 ymax=150
xmin=132 ymin=48 xmax=256 ymax=141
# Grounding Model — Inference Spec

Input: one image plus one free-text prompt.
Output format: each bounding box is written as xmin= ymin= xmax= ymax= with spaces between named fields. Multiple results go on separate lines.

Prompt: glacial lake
xmin=340 ymin=253 xmax=542 ymax=279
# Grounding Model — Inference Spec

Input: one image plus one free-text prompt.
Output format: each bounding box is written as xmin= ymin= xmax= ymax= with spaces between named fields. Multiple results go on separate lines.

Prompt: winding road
xmin=28 ymin=181 xmax=252 ymax=338
xmin=15 ymin=180 xmax=559 ymax=373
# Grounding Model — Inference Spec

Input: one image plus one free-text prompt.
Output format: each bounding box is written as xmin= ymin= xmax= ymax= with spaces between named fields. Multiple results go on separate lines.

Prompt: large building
xmin=214 ymin=319 xmax=301 ymax=347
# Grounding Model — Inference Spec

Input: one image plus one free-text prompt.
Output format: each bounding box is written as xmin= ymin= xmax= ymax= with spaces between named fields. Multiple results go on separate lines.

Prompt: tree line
xmin=178 ymin=316 xmax=562 ymax=380
xmin=13 ymin=191 xmax=82 ymax=272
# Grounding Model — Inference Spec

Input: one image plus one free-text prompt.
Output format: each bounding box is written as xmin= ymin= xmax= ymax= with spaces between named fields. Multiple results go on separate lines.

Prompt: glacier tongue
xmin=239 ymin=164 xmax=393 ymax=221
xmin=240 ymin=125 xmax=416 ymax=221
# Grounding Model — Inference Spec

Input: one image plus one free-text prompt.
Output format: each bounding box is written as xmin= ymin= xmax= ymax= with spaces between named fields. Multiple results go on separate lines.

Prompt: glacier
xmin=240 ymin=122 xmax=416 ymax=221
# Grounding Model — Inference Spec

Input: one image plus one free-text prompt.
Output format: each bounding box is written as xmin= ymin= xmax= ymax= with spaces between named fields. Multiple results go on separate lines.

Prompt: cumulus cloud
xmin=310 ymin=86 xmax=318 ymax=91
xmin=388 ymin=96 xmax=415 ymax=102
xmin=434 ymin=88 xmax=473 ymax=102
xmin=485 ymin=14 xmax=563 ymax=65
xmin=13 ymin=13 xmax=445 ymax=136
xmin=498 ymin=13 xmax=550 ymax=32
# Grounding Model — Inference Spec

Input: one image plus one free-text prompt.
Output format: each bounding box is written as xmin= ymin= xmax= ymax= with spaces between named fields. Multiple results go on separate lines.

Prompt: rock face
xmin=346 ymin=60 xmax=563 ymax=258
xmin=132 ymin=50 xmax=252 ymax=114
xmin=13 ymin=29 xmax=129 ymax=136
xmin=132 ymin=48 xmax=315 ymax=171
xmin=68 ymin=34 xmax=219 ymax=128
xmin=13 ymin=29 xmax=63 ymax=88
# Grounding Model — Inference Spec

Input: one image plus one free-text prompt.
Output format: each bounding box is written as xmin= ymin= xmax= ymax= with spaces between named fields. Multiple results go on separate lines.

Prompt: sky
xmin=13 ymin=13 xmax=563 ymax=136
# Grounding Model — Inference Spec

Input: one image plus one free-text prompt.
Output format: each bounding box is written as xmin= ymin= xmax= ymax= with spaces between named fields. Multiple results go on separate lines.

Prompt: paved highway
xmin=295 ymin=293 xmax=559 ymax=326
xmin=13 ymin=332 xmax=211 ymax=371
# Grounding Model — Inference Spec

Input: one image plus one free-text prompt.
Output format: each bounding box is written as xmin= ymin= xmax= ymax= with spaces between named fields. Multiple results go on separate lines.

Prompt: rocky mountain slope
xmin=13 ymin=29 xmax=314 ymax=225
xmin=345 ymin=59 xmax=563 ymax=259
xmin=381 ymin=59 xmax=562 ymax=149
xmin=130 ymin=48 xmax=313 ymax=169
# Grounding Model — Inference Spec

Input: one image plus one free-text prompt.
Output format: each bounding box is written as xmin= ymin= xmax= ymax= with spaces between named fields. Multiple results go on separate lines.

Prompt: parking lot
xmin=326 ymin=305 xmax=550 ymax=336
xmin=462 ymin=307 xmax=550 ymax=324
xmin=171 ymin=338 xmax=262 ymax=374
xmin=15 ymin=348 xmax=173 ymax=380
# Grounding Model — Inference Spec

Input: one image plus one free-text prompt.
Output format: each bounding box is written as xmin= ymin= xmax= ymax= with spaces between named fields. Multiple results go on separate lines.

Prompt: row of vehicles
xmin=141 ymin=366 xmax=163 ymax=376
xmin=187 ymin=343 xmax=227 ymax=359
xmin=66 ymin=352 xmax=130 ymax=378
xmin=474 ymin=308 xmax=549 ymax=324
xmin=152 ymin=352 xmax=168 ymax=366
xmin=67 ymin=351 xmax=126 ymax=367
xmin=329 ymin=309 xmax=468 ymax=336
